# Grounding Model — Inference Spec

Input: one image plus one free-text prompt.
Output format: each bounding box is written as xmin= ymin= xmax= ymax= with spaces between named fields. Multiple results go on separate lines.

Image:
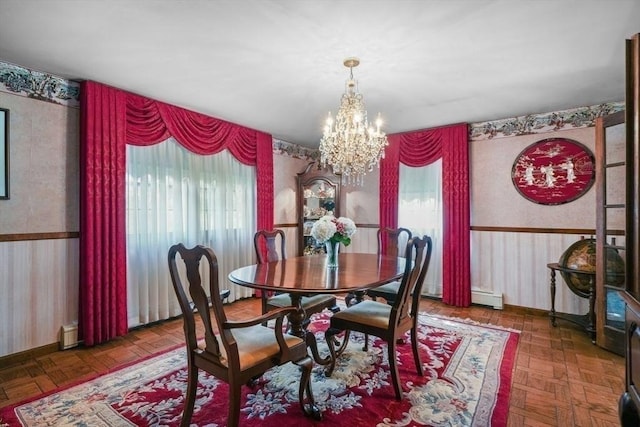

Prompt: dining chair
xmin=254 ymin=229 xmax=339 ymax=325
xmin=366 ymin=227 xmax=413 ymax=305
xmin=324 ymin=235 xmax=433 ymax=401
xmin=168 ymin=243 xmax=322 ymax=427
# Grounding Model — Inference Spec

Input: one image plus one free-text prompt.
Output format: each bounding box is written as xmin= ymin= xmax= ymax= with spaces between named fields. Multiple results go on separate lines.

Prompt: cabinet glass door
xmin=595 ymin=111 xmax=626 ymax=355
xmin=301 ymin=179 xmax=337 ymax=255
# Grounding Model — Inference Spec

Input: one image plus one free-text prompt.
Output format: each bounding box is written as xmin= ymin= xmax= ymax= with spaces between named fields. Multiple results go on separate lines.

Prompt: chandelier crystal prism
xmin=319 ymin=58 xmax=389 ymax=185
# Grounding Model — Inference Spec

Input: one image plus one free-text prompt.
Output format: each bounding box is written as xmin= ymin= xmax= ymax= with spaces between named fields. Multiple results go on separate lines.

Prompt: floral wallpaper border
xmin=0 ymin=60 xmax=80 ymax=107
xmin=0 ymin=59 xmax=626 ymax=149
xmin=469 ymin=101 xmax=624 ymax=141
xmin=273 ymin=138 xmax=319 ymax=161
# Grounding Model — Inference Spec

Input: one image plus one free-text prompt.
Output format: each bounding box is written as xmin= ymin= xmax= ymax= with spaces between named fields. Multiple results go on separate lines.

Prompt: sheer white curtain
xmin=126 ymin=138 xmax=256 ymax=327
xmin=398 ymin=159 xmax=443 ymax=297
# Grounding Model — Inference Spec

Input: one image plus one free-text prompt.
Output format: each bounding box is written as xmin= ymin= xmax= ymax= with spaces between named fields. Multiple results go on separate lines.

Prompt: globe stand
xmin=547 ymin=262 xmax=596 ymax=342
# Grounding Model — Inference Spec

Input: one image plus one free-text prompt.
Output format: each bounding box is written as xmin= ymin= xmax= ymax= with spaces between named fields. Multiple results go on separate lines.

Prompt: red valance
xmin=126 ymin=93 xmax=263 ymax=166
xmin=396 ymin=128 xmax=443 ymax=166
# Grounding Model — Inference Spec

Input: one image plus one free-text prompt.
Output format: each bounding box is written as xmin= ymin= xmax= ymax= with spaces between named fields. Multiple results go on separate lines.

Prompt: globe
xmin=558 ymin=238 xmax=625 ymax=298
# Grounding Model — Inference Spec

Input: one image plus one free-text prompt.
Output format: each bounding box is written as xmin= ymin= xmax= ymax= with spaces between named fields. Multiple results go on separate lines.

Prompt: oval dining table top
xmin=228 ymin=253 xmax=406 ymax=295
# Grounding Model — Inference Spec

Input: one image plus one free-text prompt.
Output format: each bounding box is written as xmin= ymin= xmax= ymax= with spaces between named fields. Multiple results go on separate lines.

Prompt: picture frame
xmin=0 ymin=108 xmax=8 ymax=200
xmin=511 ymin=137 xmax=595 ymax=205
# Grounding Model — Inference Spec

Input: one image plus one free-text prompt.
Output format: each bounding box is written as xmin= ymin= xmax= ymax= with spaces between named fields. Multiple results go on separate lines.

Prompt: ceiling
xmin=1 ymin=1 xmax=639 ymax=147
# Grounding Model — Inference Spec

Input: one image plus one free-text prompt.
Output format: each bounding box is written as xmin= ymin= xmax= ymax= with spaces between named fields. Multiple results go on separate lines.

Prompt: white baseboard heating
xmin=59 ymin=323 xmax=79 ymax=350
xmin=471 ymin=290 xmax=503 ymax=309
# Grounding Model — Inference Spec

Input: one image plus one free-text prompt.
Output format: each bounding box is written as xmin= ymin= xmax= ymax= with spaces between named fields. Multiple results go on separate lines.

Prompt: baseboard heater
xmin=59 ymin=323 xmax=79 ymax=350
xmin=422 ymin=290 xmax=504 ymax=310
xmin=471 ymin=290 xmax=503 ymax=310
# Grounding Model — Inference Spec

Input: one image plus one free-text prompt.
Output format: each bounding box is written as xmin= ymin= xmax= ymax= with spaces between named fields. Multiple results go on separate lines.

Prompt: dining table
xmin=228 ymin=252 xmax=406 ymax=365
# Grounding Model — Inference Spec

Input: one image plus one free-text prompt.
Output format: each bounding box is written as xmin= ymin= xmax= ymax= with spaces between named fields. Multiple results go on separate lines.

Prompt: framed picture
xmin=511 ymin=137 xmax=595 ymax=205
xmin=0 ymin=108 xmax=8 ymax=200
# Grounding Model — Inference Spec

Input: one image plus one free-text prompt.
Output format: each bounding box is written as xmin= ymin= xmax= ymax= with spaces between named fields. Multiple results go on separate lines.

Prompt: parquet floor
xmin=0 ymin=297 xmax=625 ymax=426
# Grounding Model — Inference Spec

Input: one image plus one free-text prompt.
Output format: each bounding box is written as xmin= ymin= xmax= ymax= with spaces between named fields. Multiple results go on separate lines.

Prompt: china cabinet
xmin=595 ymin=109 xmax=626 ymax=356
xmin=297 ymin=162 xmax=341 ymax=256
xmin=620 ymin=32 xmax=640 ymax=426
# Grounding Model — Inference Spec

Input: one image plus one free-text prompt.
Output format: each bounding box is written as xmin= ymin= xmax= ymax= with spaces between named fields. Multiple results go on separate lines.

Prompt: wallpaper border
xmin=0 ymin=60 xmax=80 ymax=107
xmin=468 ymin=101 xmax=624 ymax=141
xmin=0 ymin=59 xmax=626 ymax=149
xmin=273 ymin=138 xmax=319 ymax=161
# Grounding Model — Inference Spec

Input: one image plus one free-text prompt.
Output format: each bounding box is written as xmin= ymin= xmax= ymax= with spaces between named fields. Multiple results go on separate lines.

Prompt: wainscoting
xmin=471 ymin=229 xmax=594 ymax=315
xmin=0 ymin=237 xmax=79 ymax=358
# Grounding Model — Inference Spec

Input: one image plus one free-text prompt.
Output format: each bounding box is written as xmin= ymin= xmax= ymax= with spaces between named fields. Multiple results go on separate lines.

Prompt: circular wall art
xmin=511 ymin=137 xmax=595 ymax=205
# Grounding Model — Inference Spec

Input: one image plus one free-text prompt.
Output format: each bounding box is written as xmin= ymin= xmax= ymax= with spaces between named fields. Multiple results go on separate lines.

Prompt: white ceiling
xmin=0 ymin=0 xmax=639 ymax=147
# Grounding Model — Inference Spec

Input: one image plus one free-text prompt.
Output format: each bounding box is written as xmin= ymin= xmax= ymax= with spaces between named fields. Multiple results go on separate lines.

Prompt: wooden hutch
xmin=296 ymin=162 xmax=342 ymax=256
xmin=619 ymin=32 xmax=640 ymax=426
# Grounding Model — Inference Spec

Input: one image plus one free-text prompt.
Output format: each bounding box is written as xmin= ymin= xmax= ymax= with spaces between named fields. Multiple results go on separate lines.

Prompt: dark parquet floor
xmin=0 ymin=297 xmax=625 ymax=426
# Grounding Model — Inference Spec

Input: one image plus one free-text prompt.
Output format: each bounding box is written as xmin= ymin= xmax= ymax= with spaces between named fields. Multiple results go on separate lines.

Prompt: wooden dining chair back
xmin=367 ymin=227 xmax=413 ymax=305
xmin=254 ymin=228 xmax=287 ymax=264
xmin=168 ymin=243 xmax=321 ymax=426
xmin=325 ymin=235 xmax=433 ymax=401
xmin=379 ymin=227 xmax=413 ymax=258
xmin=253 ymin=229 xmax=339 ymax=320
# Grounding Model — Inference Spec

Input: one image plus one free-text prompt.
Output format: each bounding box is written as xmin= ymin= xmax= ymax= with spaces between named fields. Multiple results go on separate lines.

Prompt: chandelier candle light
xmin=310 ymin=215 xmax=357 ymax=268
xmin=319 ymin=58 xmax=389 ymax=186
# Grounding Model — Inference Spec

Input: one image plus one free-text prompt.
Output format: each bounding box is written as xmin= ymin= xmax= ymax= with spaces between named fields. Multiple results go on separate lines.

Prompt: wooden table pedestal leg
xmin=288 ymin=294 xmax=334 ymax=366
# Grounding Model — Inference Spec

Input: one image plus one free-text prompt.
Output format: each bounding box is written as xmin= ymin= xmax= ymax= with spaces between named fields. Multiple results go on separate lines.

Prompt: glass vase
xmin=325 ymin=240 xmax=340 ymax=268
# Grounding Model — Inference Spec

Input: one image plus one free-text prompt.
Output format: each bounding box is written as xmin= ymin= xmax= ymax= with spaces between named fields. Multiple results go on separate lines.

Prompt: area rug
xmin=0 ymin=313 xmax=519 ymax=427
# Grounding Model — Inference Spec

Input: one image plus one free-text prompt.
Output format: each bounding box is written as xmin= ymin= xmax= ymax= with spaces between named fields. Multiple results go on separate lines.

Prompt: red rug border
xmin=493 ymin=326 xmax=520 ymax=426
xmin=0 ymin=342 xmax=185 ymax=412
xmin=419 ymin=313 xmax=521 ymax=427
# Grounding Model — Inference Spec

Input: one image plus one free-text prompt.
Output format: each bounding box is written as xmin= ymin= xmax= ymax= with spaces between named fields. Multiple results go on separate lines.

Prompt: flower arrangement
xmin=310 ymin=215 xmax=357 ymax=246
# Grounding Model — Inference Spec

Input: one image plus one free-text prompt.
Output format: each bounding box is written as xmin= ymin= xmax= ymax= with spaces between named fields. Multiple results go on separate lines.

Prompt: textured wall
xmin=471 ymin=127 xmax=597 ymax=229
xmin=0 ymin=91 xmax=79 ymax=357
xmin=0 ymin=92 xmax=79 ymax=233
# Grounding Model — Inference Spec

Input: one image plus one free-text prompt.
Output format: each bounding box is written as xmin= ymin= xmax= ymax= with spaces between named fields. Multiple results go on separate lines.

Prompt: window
xmin=398 ymin=159 xmax=443 ymax=297
xmin=126 ymin=138 xmax=256 ymax=326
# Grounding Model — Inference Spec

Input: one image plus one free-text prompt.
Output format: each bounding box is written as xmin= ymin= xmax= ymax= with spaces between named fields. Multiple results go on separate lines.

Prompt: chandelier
xmin=319 ymin=58 xmax=389 ymax=185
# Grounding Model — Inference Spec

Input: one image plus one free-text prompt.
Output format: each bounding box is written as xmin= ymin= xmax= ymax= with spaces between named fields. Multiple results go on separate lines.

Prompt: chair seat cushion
xmin=267 ymin=293 xmax=336 ymax=312
xmin=330 ymin=300 xmax=391 ymax=331
xmin=367 ymin=281 xmax=400 ymax=297
xmin=209 ymin=325 xmax=304 ymax=370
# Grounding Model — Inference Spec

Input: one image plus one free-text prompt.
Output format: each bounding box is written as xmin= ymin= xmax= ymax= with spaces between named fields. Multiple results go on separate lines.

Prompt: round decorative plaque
xmin=511 ymin=138 xmax=595 ymax=205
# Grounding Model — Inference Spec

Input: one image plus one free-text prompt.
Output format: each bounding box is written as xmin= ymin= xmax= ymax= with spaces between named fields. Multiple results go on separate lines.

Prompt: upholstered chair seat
xmin=267 ymin=293 xmax=339 ymax=314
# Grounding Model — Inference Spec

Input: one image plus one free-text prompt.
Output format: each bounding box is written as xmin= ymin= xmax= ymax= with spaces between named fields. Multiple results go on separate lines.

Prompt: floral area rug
xmin=0 ymin=313 xmax=519 ymax=427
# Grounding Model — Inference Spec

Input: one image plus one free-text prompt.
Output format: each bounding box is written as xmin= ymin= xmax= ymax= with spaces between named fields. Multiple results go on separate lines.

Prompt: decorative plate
xmin=511 ymin=138 xmax=595 ymax=205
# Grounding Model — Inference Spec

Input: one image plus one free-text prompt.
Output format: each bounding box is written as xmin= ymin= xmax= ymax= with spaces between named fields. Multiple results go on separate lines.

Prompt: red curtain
xmin=80 ymin=81 xmax=273 ymax=345
xmin=79 ymin=82 xmax=129 ymax=346
xmin=379 ymin=123 xmax=471 ymax=307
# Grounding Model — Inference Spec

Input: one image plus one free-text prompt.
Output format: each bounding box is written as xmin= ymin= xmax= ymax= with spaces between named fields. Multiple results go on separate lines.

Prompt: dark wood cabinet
xmin=620 ymin=32 xmax=640 ymax=426
xmin=595 ymin=110 xmax=626 ymax=356
xmin=296 ymin=162 xmax=341 ymax=256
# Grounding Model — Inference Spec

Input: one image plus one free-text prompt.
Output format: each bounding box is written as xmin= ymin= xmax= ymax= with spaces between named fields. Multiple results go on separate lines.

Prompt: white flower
xmin=310 ymin=216 xmax=337 ymax=243
xmin=336 ymin=217 xmax=356 ymax=238
xmin=311 ymin=215 xmax=357 ymax=246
